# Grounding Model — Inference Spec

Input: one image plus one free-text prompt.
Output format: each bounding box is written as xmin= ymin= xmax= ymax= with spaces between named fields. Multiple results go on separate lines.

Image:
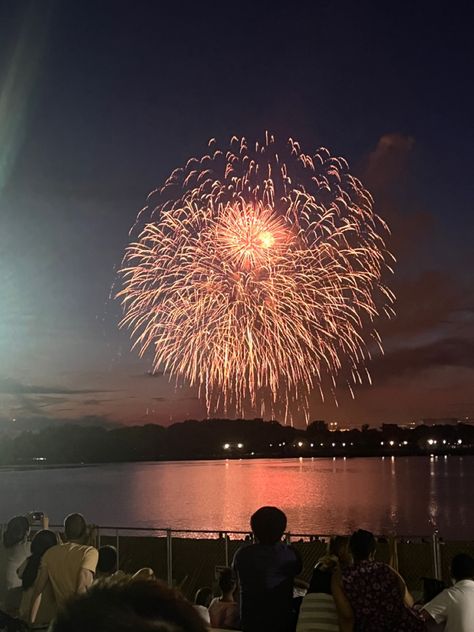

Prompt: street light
xmin=237 ymin=443 xmax=244 ymax=449
xmin=223 ymin=443 xmax=230 ymax=450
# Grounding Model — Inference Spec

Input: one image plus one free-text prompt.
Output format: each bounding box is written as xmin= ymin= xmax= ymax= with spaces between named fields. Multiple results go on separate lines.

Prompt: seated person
xmin=209 ymin=567 xmax=240 ymax=629
xmin=233 ymin=506 xmax=302 ymax=632
xmin=296 ymin=536 xmax=350 ymax=632
xmin=96 ymin=546 xmax=121 ymax=579
xmin=422 ymin=553 xmax=474 ymax=632
xmin=49 ymin=576 xmax=208 ymax=632
xmin=194 ymin=586 xmax=212 ymax=625
xmin=96 ymin=547 xmax=154 ymax=583
xmin=332 ymin=529 xmax=424 ymax=632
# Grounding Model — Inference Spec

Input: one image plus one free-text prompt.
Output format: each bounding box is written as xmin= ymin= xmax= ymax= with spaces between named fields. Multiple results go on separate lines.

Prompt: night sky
xmin=1 ymin=1 xmax=473 ymax=428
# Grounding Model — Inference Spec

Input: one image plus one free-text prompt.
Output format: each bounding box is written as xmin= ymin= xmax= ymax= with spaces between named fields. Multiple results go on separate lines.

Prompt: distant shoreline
xmin=2 ymin=450 xmax=474 ymax=470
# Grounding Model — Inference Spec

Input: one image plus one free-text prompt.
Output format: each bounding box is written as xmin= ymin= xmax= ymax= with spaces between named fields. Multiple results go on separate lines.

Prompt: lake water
xmin=0 ymin=456 xmax=472 ymax=538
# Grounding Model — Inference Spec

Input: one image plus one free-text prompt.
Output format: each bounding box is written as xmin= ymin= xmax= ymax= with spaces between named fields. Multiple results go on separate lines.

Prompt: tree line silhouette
xmin=0 ymin=418 xmax=473 ymax=465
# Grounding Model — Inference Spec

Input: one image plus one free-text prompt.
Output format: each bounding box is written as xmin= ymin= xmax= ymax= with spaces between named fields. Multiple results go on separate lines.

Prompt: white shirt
xmin=423 ymin=579 xmax=474 ymax=632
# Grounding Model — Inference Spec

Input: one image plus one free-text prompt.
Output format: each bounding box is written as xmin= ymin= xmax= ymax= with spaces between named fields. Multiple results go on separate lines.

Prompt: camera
xmin=31 ymin=511 xmax=44 ymax=522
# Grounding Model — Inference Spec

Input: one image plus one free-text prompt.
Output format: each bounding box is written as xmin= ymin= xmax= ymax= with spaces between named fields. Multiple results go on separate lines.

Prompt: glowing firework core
xmin=119 ymin=134 xmax=394 ymax=423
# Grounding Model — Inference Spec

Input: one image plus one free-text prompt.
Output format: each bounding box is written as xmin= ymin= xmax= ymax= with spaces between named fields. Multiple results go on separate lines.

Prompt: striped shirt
xmin=296 ymin=593 xmax=339 ymax=632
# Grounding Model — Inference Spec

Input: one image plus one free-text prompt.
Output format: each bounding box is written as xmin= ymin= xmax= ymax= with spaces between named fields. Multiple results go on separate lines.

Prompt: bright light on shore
xmin=237 ymin=443 xmax=244 ymax=449
xmin=223 ymin=443 xmax=230 ymax=450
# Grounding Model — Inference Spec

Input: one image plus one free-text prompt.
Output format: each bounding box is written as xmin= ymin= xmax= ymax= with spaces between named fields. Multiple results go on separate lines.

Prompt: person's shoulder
xmin=80 ymin=545 xmax=98 ymax=561
xmin=454 ymin=579 xmax=474 ymax=592
xmin=281 ymin=542 xmax=301 ymax=559
xmin=234 ymin=542 xmax=254 ymax=560
xmin=43 ymin=543 xmax=63 ymax=559
xmin=69 ymin=542 xmax=97 ymax=555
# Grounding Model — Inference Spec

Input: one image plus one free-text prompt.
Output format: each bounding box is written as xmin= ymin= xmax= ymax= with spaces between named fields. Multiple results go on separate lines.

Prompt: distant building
xmin=421 ymin=418 xmax=463 ymax=426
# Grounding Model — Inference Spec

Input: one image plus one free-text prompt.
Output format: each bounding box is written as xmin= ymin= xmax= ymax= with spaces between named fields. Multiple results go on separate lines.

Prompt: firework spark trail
xmin=118 ymin=134 xmax=395 ymax=424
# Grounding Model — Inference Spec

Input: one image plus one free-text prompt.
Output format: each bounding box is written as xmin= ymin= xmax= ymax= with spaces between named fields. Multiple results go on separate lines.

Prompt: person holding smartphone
xmin=0 ymin=512 xmax=48 ymax=615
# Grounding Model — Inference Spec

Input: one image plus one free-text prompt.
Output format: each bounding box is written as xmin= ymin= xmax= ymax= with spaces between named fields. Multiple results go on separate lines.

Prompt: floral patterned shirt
xmin=342 ymin=561 xmax=425 ymax=632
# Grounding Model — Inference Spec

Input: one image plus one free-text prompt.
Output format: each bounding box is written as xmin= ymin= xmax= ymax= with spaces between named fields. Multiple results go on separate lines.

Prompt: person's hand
xmin=41 ymin=514 xmax=49 ymax=530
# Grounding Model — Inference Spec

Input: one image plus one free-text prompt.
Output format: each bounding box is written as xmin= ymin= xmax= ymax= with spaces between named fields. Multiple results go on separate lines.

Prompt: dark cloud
xmin=368 ymin=336 xmax=474 ymax=385
xmin=379 ymin=270 xmax=473 ymax=339
xmin=364 ymin=133 xmax=415 ymax=193
xmin=0 ymin=378 xmax=106 ymax=395
xmin=0 ymin=414 xmax=118 ymax=434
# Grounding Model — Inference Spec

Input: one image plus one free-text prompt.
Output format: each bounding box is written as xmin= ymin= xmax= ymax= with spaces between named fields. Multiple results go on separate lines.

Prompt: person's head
xmin=451 ymin=553 xmax=474 ymax=582
xmin=217 ymin=568 xmax=236 ymax=596
xmin=64 ymin=513 xmax=87 ymax=543
xmin=50 ymin=577 xmax=209 ymax=632
xmin=22 ymin=530 xmax=58 ymax=590
xmin=31 ymin=529 xmax=58 ymax=556
xmin=97 ymin=546 xmax=118 ymax=576
xmin=250 ymin=506 xmax=287 ymax=545
xmin=3 ymin=515 xmax=30 ymax=548
xmin=349 ymin=529 xmax=376 ymax=562
xmin=329 ymin=535 xmax=349 ymax=557
xmin=194 ymin=586 xmax=212 ymax=608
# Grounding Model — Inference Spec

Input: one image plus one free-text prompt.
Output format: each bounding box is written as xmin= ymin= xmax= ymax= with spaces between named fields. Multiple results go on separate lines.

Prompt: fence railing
xmin=4 ymin=523 xmax=472 ymax=598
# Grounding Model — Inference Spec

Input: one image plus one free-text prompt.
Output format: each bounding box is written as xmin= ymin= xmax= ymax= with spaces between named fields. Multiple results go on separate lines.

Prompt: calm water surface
xmin=0 ymin=457 xmax=472 ymax=538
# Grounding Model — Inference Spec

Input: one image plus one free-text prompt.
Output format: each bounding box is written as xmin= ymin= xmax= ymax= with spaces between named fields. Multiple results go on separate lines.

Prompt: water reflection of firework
xmin=118 ymin=134 xmax=394 ymax=423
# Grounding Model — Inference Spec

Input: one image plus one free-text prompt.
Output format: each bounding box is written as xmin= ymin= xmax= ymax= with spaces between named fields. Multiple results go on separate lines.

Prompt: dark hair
xmin=329 ymin=536 xmax=349 ymax=558
xmin=250 ymin=506 xmax=287 ymax=545
xmin=218 ymin=567 xmax=236 ymax=593
xmin=451 ymin=553 xmax=474 ymax=581
xmin=3 ymin=516 xmax=29 ymax=548
xmin=22 ymin=530 xmax=58 ymax=590
xmin=64 ymin=513 xmax=87 ymax=542
xmin=349 ymin=529 xmax=376 ymax=560
xmin=98 ymin=546 xmax=118 ymax=575
xmin=194 ymin=586 xmax=212 ymax=608
xmin=50 ymin=577 xmax=209 ymax=632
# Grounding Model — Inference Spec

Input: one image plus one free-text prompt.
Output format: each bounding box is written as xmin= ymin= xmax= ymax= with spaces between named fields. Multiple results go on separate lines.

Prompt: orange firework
xmin=118 ymin=134 xmax=395 ymax=424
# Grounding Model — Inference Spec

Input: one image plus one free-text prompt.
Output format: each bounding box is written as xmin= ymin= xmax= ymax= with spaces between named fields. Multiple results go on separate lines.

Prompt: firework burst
xmin=118 ymin=134 xmax=395 ymax=423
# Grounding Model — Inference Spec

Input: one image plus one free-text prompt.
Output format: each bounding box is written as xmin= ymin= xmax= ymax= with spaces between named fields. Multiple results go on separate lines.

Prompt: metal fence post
xmin=432 ymin=532 xmax=441 ymax=580
xmin=116 ymin=529 xmax=120 ymax=570
xmin=166 ymin=529 xmax=173 ymax=587
xmin=224 ymin=532 xmax=229 ymax=567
